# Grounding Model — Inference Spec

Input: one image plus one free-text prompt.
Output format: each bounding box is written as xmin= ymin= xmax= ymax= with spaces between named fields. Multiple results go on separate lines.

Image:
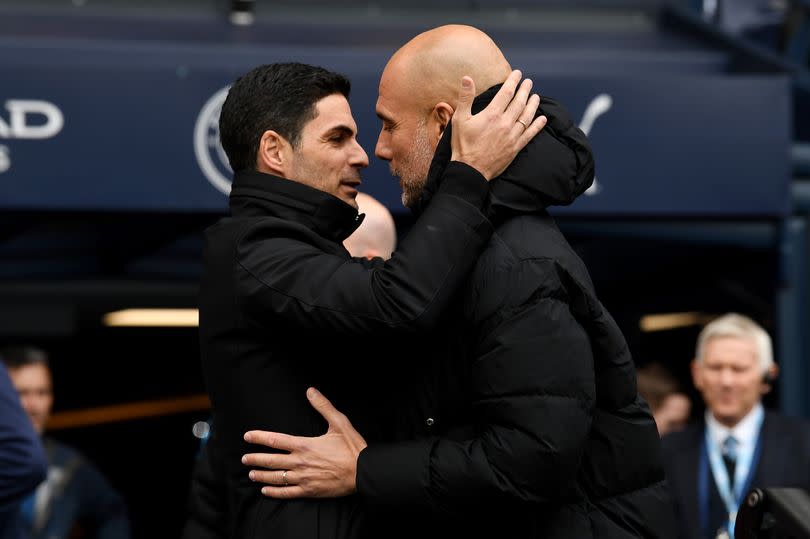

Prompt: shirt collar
xmin=705 ymin=402 xmax=764 ymax=451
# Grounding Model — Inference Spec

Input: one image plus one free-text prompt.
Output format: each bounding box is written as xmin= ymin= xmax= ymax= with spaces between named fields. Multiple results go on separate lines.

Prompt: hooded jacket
xmin=356 ymin=88 xmax=675 ymax=538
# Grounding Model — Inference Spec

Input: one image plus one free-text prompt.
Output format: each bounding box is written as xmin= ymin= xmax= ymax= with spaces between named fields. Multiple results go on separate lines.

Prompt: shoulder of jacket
xmin=465 ymin=249 xmax=576 ymax=329
xmin=232 ymin=215 xmax=330 ymax=254
xmin=765 ymin=412 xmax=810 ymax=438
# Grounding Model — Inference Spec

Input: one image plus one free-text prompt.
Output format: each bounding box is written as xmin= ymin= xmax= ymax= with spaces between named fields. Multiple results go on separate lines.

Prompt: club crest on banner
xmin=194 ymin=87 xmax=232 ymax=195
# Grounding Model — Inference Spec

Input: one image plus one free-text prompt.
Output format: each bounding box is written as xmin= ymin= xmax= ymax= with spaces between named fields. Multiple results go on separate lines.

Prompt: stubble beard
xmin=392 ymin=120 xmax=434 ymax=209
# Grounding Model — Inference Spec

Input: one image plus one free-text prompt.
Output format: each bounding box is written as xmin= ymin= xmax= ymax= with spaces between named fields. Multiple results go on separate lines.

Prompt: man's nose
xmin=719 ymin=368 xmax=735 ymax=386
xmin=351 ymin=140 xmax=369 ymax=168
xmin=375 ymin=131 xmax=392 ymax=161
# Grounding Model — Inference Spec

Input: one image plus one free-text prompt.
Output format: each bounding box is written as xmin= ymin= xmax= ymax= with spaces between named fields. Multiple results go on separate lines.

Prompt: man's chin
xmin=340 ymin=193 xmax=359 ymax=209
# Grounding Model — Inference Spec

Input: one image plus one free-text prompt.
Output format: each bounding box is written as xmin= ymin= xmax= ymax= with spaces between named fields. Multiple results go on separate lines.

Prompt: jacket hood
xmin=412 ymin=85 xmax=595 ymax=222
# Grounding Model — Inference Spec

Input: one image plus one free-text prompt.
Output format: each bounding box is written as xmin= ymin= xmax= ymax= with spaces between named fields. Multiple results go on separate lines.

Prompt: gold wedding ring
xmin=517 ymin=119 xmax=528 ymax=129
xmin=282 ymin=470 xmax=289 ymax=486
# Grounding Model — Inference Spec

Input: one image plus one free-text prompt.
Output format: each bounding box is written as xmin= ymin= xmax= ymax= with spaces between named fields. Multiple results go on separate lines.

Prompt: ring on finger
xmin=516 ymin=119 xmax=528 ymax=130
xmin=282 ymin=470 xmax=289 ymax=486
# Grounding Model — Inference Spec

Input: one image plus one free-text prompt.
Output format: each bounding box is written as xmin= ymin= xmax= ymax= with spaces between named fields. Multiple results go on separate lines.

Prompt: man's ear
xmin=762 ymin=364 xmax=779 ymax=394
xmin=690 ymin=359 xmax=704 ymax=391
xmin=429 ymin=102 xmax=455 ymax=145
xmin=256 ymin=130 xmax=292 ymax=177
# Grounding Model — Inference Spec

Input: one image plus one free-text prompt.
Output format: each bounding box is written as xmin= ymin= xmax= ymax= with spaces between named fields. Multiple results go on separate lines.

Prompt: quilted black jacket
xmin=356 ymin=89 xmax=676 ymax=538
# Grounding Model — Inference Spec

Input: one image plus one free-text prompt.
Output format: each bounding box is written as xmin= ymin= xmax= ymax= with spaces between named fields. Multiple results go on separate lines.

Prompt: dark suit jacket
xmin=662 ymin=411 xmax=810 ymax=539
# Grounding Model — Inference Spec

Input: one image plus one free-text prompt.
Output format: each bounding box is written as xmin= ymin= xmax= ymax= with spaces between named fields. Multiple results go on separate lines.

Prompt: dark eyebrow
xmin=323 ymin=125 xmax=355 ymax=138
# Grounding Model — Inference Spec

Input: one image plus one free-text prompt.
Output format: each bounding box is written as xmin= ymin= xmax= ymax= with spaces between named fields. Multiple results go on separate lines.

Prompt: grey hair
xmin=695 ymin=313 xmax=772 ymax=373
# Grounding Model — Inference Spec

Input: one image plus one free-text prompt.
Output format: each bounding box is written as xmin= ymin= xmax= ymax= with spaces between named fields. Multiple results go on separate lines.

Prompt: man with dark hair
xmin=243 ymin=26 xmax=673 ymax=539
xmin=0 ymin=347 xmax=129 ymax=539
xmin=191 ymin=60 xmax=544 ymax=538
xmin=219 ymin=63 xmax=352 ymax=174
xmin=0 ymin=359 xmax=47 ymax=539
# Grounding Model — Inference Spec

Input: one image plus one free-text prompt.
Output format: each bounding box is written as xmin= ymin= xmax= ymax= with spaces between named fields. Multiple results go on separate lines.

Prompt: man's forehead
xmin=376 ymin=91 xmax=418 ymax=123
xmin=376 ymin=68 xmax=413 ymax=116
xmin=9 ymin=369 xmax=52 ymax=390
xmin=375 ymin=97 xmax=394 ymax=119
xmin=704 ymin=337 xmax=758 ymax=360
xmin=308 ymin=94 xmax=357 ymax=130
xmin=707 ymin=335 xmax=756 ymax=350
xmin=313 ymin=93 xmax=351 ymax=115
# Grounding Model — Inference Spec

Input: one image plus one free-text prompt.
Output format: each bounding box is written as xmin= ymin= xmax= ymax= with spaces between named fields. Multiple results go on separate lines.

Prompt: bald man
xmin=342 ymin=193 xmax=396 ymax=260
xmin=244 ymin=26 xmax=673 ymax=538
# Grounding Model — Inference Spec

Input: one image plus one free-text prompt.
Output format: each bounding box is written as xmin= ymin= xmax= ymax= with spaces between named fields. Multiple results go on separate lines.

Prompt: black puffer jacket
xmin=357 ymin=89 xmax=675 ymax=538
xmin=193 ymin=162 xmax=495 ymax=539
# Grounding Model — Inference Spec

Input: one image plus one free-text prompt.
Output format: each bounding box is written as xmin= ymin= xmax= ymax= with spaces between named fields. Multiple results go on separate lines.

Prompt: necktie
xmin=722 ymin=435 xmax=738 ymax=488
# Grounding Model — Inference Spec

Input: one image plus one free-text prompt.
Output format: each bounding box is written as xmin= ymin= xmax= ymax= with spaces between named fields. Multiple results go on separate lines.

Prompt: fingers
xmin=249 ymin=468 xmax=292 ymax=486
xmin=517 ymin=93 xmax=542 ymax=127
xmin=518 ymin=113 xmax=548 ymax=148
xmin=306 ymin=387 xmax=346 ymax=430
xmin=512 ymin=93 xmax=542 ymax=137
xmin=242 ymin=452 xmax=295 ymax=470
xmin=261 ymin=485 xmax=307 ymax=499
xmin=487 ymin=69 xmax=521 ymax=113
xmin=454 ymin=76 xmax=476 ymax=123
xmin=244 ymin=430 xmax=299 ymax=452
xmin=505 ymin=78 xmax=534 ymax=122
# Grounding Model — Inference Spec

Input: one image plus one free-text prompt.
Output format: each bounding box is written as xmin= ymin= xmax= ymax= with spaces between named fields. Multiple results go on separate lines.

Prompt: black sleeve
xmin=356 ymin=261 xmax=595 ymax=512
xmin=236 ymin=162 xmax=494 ymax=336
xmin=0 ymin=362 xmax=47 ymax=509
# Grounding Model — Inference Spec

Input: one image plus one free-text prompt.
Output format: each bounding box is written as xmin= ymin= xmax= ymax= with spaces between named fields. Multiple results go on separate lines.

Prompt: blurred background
xmin=0 ymin=0 xmax=808 ymax=536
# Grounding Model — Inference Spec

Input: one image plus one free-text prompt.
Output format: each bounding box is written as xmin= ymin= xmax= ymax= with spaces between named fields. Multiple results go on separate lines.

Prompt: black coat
xmin=193 ymin=162 xmax=495 ymax=539
xmin=356 ymin=89 xmax=676 ymax=538
xmin=662 ymin=412 xmax=810 ymax=539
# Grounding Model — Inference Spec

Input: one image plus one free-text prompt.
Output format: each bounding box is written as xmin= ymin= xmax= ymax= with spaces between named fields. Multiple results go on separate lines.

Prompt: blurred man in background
xmin=663 ymin=314 xmax=810 ymax=539
xmin=0 ymin=347 xmax=129 ymax=539
xmin=0 ymin=361 xmax=46 ymax=539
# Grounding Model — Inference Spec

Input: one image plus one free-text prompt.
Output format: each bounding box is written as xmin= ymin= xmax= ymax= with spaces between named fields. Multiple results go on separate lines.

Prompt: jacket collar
xmin=229 ymin=169 xmax=364 ymax=243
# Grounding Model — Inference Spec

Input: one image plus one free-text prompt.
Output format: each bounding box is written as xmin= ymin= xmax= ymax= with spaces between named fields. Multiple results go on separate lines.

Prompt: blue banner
xmin=0 ymin=38 xmax=791 ymax=216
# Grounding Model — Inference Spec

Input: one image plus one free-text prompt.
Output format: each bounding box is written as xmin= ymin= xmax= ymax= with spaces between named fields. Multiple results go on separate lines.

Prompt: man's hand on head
xmin=242 ymin=388 xmax=367 ymax=499
xmin=450 ymin=69 xmax=547 ymax=181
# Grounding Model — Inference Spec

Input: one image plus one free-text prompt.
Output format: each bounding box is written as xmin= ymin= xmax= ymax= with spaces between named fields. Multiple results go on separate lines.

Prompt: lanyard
xmin=698 ymin=410 xmax=764 ymax=539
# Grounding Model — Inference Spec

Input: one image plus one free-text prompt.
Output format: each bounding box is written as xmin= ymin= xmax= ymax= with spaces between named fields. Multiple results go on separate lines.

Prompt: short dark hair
xmin=0 ymin=346 xmax=49 ymax=370
xmin=219 ymin=62 xmax=352 ymax=173
xmin=636 ymin=362 xmax=680 ymax=411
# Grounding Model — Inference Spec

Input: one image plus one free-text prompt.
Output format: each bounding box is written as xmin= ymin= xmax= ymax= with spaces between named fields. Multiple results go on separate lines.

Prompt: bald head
xmin=381 ymin=25 xmax=512 ymax=112
xmin=343 ymin=192 xmax=397 ymax=260
xmin=375 ymin=25 xmax=512 ymax=208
